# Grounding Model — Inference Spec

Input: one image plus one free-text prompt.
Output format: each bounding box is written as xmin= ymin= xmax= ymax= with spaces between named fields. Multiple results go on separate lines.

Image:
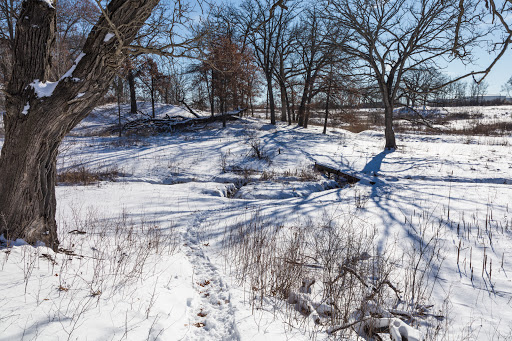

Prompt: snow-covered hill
xmin=1 ymin=103 xmax=511 ymax=340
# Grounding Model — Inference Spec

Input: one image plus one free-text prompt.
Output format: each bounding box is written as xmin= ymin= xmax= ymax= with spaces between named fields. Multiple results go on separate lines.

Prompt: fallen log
xmin=314 ymin=163 xmax=360 ymax=184
xmin=121 ymin=109 xmax=246 ymax=134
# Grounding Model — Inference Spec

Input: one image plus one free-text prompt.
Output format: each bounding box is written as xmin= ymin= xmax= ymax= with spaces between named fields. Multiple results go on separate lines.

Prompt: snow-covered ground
xmin=1 ymin=104 xmax=512 ymax=340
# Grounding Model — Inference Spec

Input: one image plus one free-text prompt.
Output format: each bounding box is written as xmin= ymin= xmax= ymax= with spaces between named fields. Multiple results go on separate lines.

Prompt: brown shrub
xmin=57 ymin=166 xmax=120 ymax=185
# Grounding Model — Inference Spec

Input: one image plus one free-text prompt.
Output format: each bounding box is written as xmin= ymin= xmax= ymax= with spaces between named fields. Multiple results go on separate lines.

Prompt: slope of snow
xmin=1 ymin=104 xmax=512 ymax=340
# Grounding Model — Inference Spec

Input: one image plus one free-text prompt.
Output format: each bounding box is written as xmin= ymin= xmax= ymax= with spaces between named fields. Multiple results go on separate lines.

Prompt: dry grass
xmin=219 ymin=203 xmax=486 ymax=339
xmin=57 ymin=166 xmax=120 ymax=185
xmin=441 ymin=121 xmax=512 ymax=136
xmin=307 ymin=109 xmax=382 ymax=133
xmin=260 ymin=166 xmax=321 ymax=182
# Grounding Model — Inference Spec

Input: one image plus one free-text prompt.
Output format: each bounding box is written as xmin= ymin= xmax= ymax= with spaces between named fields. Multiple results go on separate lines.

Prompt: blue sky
xmin=448 ymin=46 xmax=512 ymax=95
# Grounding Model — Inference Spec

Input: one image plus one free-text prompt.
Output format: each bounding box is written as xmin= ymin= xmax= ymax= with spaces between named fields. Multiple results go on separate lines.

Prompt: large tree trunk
xmin=380 ymin=81 xmax=397 ymax=150
xmin=128 ymin=70 xmax=137 ymax=114
xmin=278 ymin=56 xmax=287 ymax=122
xmin=384 ymin=105 xmax=397 ymax=150
xmin=0 ymin=0 xmax=159 ymax=250
xmin=279 ymin=83 xmax=287 ymax=122
xmin=297 ymin=72 xmax=312 ymax=127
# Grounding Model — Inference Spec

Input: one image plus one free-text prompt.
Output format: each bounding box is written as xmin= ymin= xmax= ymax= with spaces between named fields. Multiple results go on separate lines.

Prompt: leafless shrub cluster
xmin=246 ymin=134 xmax=270 ymax=162
xmin=57 ymin=165 xmax=121 ymax=185
xmin=222 ymin=210 xmax=446 ymax=339
xmin=1 ymin=209 xmax=179 ymax=339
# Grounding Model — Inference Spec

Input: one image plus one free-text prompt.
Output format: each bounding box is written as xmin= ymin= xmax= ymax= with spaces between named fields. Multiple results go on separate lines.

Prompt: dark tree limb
xmin=179 ymin=98 xmax=201 ymax=118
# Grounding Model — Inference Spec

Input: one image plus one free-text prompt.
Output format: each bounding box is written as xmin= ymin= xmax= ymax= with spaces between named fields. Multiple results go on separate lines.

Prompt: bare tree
xmin=273 ymin=13 xmax=295 ymax=123
xmin=502 ymin=75 xmax=512 ymax=97
xmin=327 ymin=0 xmax=485 ymax=149
xmin=138 ymin=57 xmax=165 ymax=118
xmin=234 ymin=0 xmax=295 ymax=125
xmin=401 ymin=67 xmax=447 ymax=107
xmin=469 ymin=79 xmax=489 ymax=104
xmin=293 ymin=4 xmax=342 ymax=128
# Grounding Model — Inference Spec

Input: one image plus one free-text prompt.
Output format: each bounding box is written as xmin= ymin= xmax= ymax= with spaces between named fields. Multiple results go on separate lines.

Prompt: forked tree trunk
xmin=303 ymin=96 xmax=313 ymax=129
xmin=380 ymin=82 xmax=397 ymax=150
xmin=0 ymin=0 xmax=159 ymax=250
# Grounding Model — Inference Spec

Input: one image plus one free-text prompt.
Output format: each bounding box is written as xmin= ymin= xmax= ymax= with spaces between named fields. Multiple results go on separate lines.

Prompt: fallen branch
xmin=179 ymin=98 xmax=201 ymax=118
xmin=314 ymin=163 xmax=361 ymax=184
xmin=121 ymin=109 xmax=246 ymax=133
xmin=398 ymin=105 xmax=442 ymax=131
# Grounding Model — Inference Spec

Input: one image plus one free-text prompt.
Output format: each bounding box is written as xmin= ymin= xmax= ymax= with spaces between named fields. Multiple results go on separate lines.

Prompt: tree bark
xmin=278 ymin=56 xmax=287 ymax=122
xmin=384 ymin=105 xmax=397 ymax=150
xmin=128 ymin=70 xmax=137 ymax=114
xmin=267 ymin=75 xmax=276 ymax=125
xmin=297 ymin=71 xmax=313 ymax=127
xmin=0 ymin=0 xmax=159 ymax=250
xmin=279 ymin=83 xmax=287 ymax=122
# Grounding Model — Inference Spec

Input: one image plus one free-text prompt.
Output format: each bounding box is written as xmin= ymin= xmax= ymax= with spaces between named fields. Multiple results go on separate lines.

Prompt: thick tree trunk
xmin=278 ymin=57 xmax=287 ymax=122
xmin=0 ymin=130 xmax=60 ymax=248
xmin=0 ymin=0 xmax=159 ymax=250
xmin=297 ymin=73 xmax=312 ymax=127
xmin=384 ymin=105 xmax=397 ymax=150
xmin=279 ymin=82 xmax=287 ymax=122
xmin=128 ymin=70 xmax=137 ymax=114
